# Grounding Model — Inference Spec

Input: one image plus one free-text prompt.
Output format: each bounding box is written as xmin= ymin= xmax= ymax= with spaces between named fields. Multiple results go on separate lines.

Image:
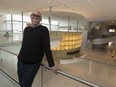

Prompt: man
xmin=17 ymin=10 xmax=59 ymax=87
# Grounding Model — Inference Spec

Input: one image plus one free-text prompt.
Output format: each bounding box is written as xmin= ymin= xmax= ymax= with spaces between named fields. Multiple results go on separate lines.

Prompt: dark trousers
xmin=17 ymin=61 xmax=40 ymax=87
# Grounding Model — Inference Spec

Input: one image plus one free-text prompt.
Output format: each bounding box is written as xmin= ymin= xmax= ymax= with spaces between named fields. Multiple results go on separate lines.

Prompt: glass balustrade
xmin=0 ymin=44 xmax=101 ymax=87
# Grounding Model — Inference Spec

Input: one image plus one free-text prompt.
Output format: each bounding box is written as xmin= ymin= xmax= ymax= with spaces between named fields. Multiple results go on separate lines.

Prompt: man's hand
xmin=50 ymin=65 xmax=60 ymax=74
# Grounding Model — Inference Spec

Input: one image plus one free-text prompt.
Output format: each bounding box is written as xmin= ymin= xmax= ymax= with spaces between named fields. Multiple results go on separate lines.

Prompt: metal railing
xmin=0 ymin=48 xmax=101 ymax=87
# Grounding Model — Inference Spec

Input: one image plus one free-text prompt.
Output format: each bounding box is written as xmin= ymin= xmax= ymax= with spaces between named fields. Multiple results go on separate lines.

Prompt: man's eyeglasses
xmin=31 ymin=14 xmax=41 ymax=18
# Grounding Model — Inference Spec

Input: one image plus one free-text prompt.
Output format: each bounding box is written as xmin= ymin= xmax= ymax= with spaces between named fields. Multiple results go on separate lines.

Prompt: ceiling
xmin=0 ymin=0 xmax=116 ymax=21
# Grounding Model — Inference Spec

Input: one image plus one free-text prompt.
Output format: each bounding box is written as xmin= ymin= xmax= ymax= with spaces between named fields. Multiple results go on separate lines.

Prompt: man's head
xmin=30 ymin=10 xmax=42 ymax=26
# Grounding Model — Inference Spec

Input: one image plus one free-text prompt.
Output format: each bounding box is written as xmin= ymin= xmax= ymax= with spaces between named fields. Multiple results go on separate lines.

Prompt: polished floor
xmin=0 ymin=33 xmax=116 ymax=87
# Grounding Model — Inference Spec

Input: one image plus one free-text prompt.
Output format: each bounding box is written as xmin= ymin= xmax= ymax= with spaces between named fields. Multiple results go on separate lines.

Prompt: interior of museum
xmin=0 ymin=0 xmax=116 ymax=87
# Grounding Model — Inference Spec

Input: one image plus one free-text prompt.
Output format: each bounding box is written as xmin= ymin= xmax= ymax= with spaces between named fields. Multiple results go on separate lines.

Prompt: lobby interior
xmin=0 ymin=0 xmax=116 ymax=87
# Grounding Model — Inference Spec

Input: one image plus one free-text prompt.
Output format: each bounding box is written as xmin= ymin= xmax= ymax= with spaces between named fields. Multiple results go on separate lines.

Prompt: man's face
xmin=30 ymin=12 xmax=42 ymax=25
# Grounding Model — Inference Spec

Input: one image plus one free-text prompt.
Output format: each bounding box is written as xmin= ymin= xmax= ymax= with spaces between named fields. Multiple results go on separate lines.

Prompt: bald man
xmin=17 ymin=10 xmax=59 ymax=87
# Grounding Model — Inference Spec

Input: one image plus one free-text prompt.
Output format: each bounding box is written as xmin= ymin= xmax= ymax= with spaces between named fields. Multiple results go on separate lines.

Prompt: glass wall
xmin=0 ymin=10 xmax=88 ymax=43
xmin=0 ymin=11 xmax=88 ymax=33
xmin=5 ymin=14 xmax=30 ymax=33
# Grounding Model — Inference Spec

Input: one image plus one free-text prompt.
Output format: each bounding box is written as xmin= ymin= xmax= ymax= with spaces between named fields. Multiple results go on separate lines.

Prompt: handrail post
xmin=0 ymin=50 xmax=2 ymax=69
xmin=41 ymin=64 xmax=43 ymax=87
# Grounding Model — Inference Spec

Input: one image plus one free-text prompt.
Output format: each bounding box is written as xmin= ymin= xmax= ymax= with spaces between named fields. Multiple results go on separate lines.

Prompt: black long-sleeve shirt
xmin=18 ymin=25 xmax=54 ymax=67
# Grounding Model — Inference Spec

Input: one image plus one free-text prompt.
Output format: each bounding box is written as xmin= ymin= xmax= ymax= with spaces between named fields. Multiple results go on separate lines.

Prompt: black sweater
xmin=18 ymin=25 xmax=54 ymax=67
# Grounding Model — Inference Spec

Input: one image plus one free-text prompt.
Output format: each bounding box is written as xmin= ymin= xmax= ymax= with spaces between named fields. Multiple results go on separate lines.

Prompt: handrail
xmin=41 ymin=64 xmax=100 ymax=87
xmin=0 ymin=47 xmax=101 ymax=87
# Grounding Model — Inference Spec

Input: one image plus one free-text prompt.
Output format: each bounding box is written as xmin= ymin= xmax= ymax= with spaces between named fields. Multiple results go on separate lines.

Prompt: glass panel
xmin=0 ymin=70 xmax=19 ymax=87
xmin=42 ymin=67 xmax=89 ymax=87
xmin=0 ymin=45 xmax=95 ymax=87
xmin=0 ymin=50 xmax=18 ymax=82
xmin=23 ymin=10 xmax=88 ymax=32
xmin=0 ymin=48 xmax=42 ymax=87
xmin=0 ymin=13 xmax=13 ymax=43
xmin=56 ymin=59 xmax=116 ymax=87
